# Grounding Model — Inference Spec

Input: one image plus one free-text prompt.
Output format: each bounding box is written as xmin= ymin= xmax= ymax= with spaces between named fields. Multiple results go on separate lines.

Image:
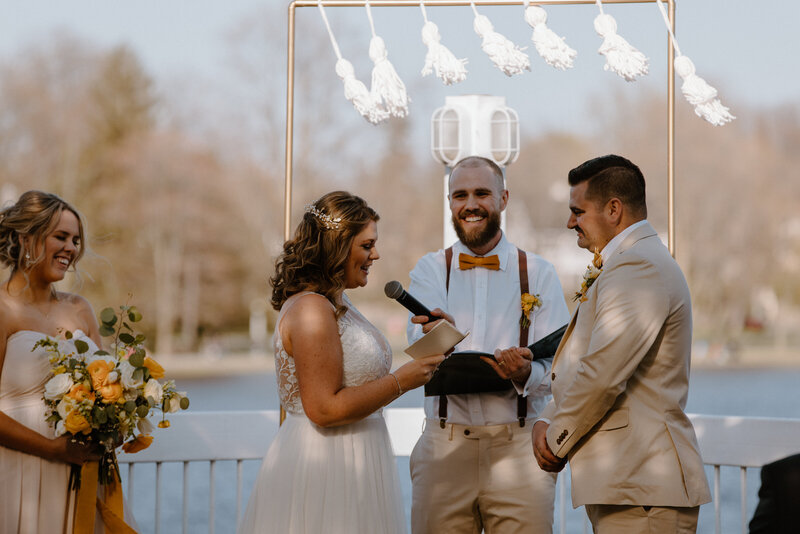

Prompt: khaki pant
xmin=410 ymin=419 xmax=557 ymax=534
xmin=585 ymin=504 xmax=700 ymax=534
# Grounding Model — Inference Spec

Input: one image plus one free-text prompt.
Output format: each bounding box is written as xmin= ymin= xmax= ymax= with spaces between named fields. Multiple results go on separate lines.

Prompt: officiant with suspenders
xmin=406 ymin=156 xmax=569 ymax=534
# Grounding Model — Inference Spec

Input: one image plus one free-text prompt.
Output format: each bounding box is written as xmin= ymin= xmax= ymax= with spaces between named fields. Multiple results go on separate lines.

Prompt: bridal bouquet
xmin=39 ymin=304 xmax=189 ymax=487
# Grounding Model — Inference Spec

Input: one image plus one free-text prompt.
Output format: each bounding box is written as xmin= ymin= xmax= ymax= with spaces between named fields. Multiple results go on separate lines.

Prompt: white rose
xmin=56 ymin=398 xmax=74 ymax=420
xmin=44 ymin=374 xmax=73 ymax=400
xmin=119 ymin=360 xmax=143 ymax=389
xmin=144 ymin=379 xmax=163 ymax=405
xmin=137 ymin=417 xmax=154 ymax=434
xmin=55 ymin=420 xmax=66 ymax=437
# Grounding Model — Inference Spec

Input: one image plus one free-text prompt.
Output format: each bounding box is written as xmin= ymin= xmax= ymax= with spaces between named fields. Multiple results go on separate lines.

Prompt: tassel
xmin=317 ymin=0 xmax=385 ymax=125
xmin=368 ymin=35 xmax=409 ymax=118
xmin=473 ymin=13 xmax=530 ymax=77
xmin=675 ymin=56 xmax=735 ymax=126
xmin=652 ymin=0 xmax=734 ymax=126
xmin=421 ymin=20 xmax=468 ymax=85
xmin=335 ymin=58 xmax=388 ymax=125
xmin=593 ymin=13 xmax=649 ymax=81
xmin=524 ymin=5 xmax=576 ymax=71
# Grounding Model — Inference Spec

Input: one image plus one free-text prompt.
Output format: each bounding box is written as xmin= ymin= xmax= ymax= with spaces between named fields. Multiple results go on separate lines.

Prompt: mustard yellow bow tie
xmin=458 ymin=253 xmax=500 ymax=271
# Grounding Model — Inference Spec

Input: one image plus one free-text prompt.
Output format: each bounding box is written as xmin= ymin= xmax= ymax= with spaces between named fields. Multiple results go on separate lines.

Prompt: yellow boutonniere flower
xmin=573 ymin=251 xmax=603 ymax=302
xmin=520 ymin=293 xmax=542 ymax=329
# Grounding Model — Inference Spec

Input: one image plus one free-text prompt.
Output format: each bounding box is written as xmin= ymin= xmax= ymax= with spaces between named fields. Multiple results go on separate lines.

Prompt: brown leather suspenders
xmin=439 ymin=247 xmax=529 ymax=428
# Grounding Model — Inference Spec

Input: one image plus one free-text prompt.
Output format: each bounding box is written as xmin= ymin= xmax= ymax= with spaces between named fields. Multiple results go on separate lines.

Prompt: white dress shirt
xmin=407 ymin=233 xmax=570 ymax=426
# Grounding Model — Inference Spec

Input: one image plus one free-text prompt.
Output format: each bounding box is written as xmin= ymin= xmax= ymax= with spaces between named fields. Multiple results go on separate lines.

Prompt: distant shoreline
xmin=156 ymin=344 xmax=800 ymax=379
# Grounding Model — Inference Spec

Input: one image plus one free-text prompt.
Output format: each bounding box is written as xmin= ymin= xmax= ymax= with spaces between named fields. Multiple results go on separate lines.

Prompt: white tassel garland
xmin=421 ymin=20 xmax=468 ymax=85
xmin=335 ymin=59 xmax=388 ymax=125
xmin=473 ymin=13 xmax=530 ymax=77
xmin=593 ymin=13 xmax=649 ymax=82
xmin=524 ymin=5 xmax=576 ymax=70
xmin=368 ymin=35 xmax=409 ymax=118
xmin=674 ymin=56 xmax=734 ymax=126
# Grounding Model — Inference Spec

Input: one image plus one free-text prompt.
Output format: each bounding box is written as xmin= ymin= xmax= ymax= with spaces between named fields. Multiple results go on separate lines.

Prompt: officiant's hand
xmin=411 ymin=308 xmax=455 ymax=335
xmin=532 ymin=421 xmax=566 ymax=473
xmin=484 ymin=346 xmax=532 ymax=384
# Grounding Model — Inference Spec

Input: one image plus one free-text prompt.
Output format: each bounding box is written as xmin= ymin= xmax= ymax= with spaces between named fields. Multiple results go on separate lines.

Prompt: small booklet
xmin=404 ymin=320 xmax=468 ymax=360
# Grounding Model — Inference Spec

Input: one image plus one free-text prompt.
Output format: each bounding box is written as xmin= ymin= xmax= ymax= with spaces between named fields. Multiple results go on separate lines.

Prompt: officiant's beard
xmin=452 ymin=210 xmax=502 ymax=250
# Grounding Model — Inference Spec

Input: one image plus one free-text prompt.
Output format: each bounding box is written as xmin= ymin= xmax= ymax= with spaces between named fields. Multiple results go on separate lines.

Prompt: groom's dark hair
xmin=568 ymin=154 xmax=647 ymax=219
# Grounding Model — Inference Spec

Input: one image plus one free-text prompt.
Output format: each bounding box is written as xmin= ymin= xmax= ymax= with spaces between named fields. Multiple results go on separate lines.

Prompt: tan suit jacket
xmin=540 ymin=222 xmax=711 ymax=508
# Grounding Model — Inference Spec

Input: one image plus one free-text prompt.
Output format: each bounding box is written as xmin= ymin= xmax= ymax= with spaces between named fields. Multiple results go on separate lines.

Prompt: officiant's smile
xmin=344 ymin=219 xmax=379 ymax=289
xmin=448 ymin=161 xmax=508 ymax=255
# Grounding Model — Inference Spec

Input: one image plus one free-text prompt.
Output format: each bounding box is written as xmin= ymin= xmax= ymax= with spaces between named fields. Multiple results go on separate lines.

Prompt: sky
xmin=3 ymin=0 xmax=799 ymax=136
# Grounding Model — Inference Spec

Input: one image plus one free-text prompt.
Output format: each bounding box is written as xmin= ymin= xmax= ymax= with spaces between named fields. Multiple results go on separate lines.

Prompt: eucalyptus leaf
xmin=119 ymin=333 xmax=135 ymax=344
xmin=179 ymin=397 xmax=190 ymax=410
xmin=135 ymin=334 xmax=146 ymax=344
xmin=146 ymin=396 xmax=155 ymax=407
xmin=132 ymin=368 xmax=144 ymax=382
xmin=94 ymin=407 xmax=108 ymax=425
xmin=142 ymin=368 xmax=151 ymax=382
xmin=123 ymin=322 xmax=131 ymax=331
xmin=74 ymin=339 xmax=89 ymax=354
xmin=99 ymin=325 xmax=115 ymax=337
xmin=124 ymin=401 xmax=137 ymax=414
xmin=136 ymin=404 xmax=150 ymax=418
xmin=100 ymin=307 xmax=117 ymax=324
xmin=65 ymin=331 xmax=73 ymax=340
xmin=128 ymin=307 xmax=143 ymax=322
xmin=129 ymin=352 xmax=145 ymax=368
xmin=94 ymin=350 xmax=110 ymax=356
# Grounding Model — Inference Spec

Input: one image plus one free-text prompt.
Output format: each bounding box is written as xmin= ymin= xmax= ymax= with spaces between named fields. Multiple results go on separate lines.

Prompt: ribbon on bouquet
xmin=73 ymin=462 xmax=136 ymax=534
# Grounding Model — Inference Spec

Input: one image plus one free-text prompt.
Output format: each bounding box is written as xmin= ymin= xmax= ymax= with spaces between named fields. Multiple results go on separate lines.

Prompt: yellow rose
xmin=66 ymin=383 xmax=96 ymax=403
xmin=64 ymin=410 xmax=91 ymax=435
xmin=143 ymin=357 xmax=165 ymax=380
xmin=122 ymin=434 xmax=154 ymax=454
xmin=87 ymin=360 xmax=114 ymax=391
xmin=98 ymin=382 xmax=125 ymax=404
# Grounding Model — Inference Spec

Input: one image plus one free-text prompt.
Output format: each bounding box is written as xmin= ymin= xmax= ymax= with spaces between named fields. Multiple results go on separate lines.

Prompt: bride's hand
xmin=393 ymin=354 xmax=445 ymax=392
xmin=51 ymin=435 xmax=102 ymax=465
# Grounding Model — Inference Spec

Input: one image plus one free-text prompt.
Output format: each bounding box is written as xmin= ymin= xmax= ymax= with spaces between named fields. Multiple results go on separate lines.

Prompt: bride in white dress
xmin=239 ymin=192 xmax=444 ymax=534
xmin=0 ymin=190 xmax=137 ymax=533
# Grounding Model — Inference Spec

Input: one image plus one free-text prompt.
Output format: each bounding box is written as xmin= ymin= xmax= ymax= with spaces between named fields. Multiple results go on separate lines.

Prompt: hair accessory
xmin=305 ymin=204 xmax=342 ymax=230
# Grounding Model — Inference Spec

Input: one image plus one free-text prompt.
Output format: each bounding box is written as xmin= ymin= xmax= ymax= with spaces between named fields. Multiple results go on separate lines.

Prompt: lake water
xmin=124 ymin=366 xmax=800 ymax=533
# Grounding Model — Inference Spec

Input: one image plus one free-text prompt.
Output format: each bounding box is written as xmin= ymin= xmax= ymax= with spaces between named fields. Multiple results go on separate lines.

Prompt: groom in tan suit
xmin=525 ymin=155 xmax=711 ymax=533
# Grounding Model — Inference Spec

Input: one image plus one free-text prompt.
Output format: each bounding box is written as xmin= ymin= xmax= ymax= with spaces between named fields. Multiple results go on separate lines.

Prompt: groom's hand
xmin=411 ymin=308 xmax=455 ymax=335
xmin=484 ymin=347 xmax=532 ymax=384
xmin=532 ymin=421 xmax=566 ymax=472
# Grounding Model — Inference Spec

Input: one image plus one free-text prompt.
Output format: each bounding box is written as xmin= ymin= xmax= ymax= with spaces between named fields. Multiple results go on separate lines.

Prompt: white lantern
xmin=430 ymin=95 xmax=519 ymax=168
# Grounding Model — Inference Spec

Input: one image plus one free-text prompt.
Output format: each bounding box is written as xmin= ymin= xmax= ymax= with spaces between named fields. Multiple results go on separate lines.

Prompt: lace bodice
xmin=274 ymin=292 xmax=392 ymax=415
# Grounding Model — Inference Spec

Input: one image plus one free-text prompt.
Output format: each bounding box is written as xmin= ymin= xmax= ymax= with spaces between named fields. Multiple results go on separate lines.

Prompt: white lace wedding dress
xmin=238 ymin=292 xmax=406 ymax=534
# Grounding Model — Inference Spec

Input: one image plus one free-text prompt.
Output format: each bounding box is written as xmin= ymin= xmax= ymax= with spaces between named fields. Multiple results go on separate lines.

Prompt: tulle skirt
xmin=238 ymin=412 xmax=406 ymax=534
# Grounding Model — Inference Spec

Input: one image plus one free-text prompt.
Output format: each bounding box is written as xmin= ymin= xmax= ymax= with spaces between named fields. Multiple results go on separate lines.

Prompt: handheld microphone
xmin=384 ymin=281 xmax=439 ymax=323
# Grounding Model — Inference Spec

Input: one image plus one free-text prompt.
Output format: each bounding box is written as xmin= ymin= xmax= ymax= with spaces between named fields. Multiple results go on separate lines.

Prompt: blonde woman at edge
xmin=0 ymin=190 xmax=138 ymax=533
xmin=239 ymin=192 xmax=443 ymax=534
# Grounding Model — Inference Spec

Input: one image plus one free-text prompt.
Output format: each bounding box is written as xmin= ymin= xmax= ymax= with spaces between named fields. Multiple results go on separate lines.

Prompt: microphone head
xmin=384 ymin=280 xmax=404 ymax=299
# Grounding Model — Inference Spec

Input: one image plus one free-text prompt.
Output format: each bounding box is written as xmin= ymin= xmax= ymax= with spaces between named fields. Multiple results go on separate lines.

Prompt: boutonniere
xmin=573 ymin=250 xmax=603 ymax=302
xmin=520 ymin=293 xmax=542 ymax=328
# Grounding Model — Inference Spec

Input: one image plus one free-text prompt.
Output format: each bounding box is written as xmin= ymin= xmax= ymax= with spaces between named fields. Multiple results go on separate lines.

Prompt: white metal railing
xmin=118 ymin=410 xmax=800 ymax=534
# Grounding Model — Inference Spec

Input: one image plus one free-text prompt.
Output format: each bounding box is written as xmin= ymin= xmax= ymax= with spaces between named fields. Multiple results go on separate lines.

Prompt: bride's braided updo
xmin=270 ymin=191 xmax=379 ymax=318
xmin=0 ymin=190 xmax=86 ymax=273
